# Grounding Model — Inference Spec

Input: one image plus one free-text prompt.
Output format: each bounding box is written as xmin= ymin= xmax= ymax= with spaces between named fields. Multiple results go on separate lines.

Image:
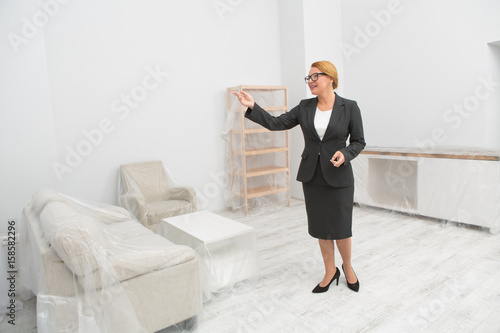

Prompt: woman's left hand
xmin=331 ymin=151 xmax=345 ymax=167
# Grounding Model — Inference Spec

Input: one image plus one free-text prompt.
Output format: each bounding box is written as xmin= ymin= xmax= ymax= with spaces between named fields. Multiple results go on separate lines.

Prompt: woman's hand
xmin=331 ymin=151 xmax=345 ymax=167
xmin=232 ymin=90 xmax=255 ymax=109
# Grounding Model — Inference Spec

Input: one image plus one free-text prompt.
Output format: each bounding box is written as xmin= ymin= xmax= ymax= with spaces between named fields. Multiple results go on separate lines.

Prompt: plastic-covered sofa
xmin=119 ymin=161 xmax=197 ymax=232
xmin=19 ymin=189 xmax=202 ymax=332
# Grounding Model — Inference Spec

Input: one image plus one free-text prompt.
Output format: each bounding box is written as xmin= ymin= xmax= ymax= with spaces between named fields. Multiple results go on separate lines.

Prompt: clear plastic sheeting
xmin=351 ymin=146 xmax=500 ymax=233
xmin=118 ymin=160 xmax=197 ymax=232
xmin=19 ymin=188 xmax=202 ymax=332
xmin=156 ymin=210 xmax=258 ymax=303
xmin=224 ymin=86 xmax=291 ymax=215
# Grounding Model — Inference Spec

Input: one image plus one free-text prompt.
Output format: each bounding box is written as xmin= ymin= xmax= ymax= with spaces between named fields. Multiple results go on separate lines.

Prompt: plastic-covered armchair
xmin=119 ymin=161 xmax=197 ymax=231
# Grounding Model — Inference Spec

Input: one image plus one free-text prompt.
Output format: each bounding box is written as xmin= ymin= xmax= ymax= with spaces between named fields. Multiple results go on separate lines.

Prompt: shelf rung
xmin=227 ymin=106 xmax=287 ymax=113
xmin=245 ymin=128 xmax=271 ymax=134
xmin=228 ymin=85 xmax=288 ymax=91
xmin=233 ymin=166 xmax=289 ymax=177
xmin=243 ymin=186 xmax=290 ymax=198
xmin=245 ymin=147 xmax=288 ymax=155
xmin=231 ymin=128 xmax=271 ymax=134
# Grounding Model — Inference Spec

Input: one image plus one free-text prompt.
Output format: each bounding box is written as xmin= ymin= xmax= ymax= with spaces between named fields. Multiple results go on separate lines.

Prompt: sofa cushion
xmin=40 ymin=201 xmax=107 ymax=276
xmin=103 ymin=220 xmax=153 ymax=241
xmin=84 ymin=204 xmax=135 ymax=225
xmin=109 ymin=233 xmax=195 ymax=277
xmin=31 ymin=188 xmax=70 ymax=214
xmin=74 ymin=233 xmax=195 ymax=290
xmin=37 ymin=197 xmax=196 ymax=285
xmin=52 ymin=223 xmax=103 ymax=276
xmin=40 ymin=202 xmax=92 ymax=239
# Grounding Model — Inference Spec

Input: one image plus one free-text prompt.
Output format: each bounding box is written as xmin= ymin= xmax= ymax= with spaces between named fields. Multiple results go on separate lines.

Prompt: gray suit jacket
xmin=245 ymin=93 xmax=366 ymax=187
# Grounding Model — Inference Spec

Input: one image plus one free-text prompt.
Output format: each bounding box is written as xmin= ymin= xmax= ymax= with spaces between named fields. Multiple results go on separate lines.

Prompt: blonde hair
xmin=311 ymin=60 xmax=338 ymax=90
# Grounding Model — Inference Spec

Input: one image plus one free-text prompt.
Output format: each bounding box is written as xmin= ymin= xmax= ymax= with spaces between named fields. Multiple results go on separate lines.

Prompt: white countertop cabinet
xmin=352 ymin=147 xmax=500 ymax=233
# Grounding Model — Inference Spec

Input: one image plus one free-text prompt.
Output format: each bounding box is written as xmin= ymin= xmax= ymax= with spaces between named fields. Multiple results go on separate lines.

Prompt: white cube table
xmin=156 ymin=211 xmax=258 ymax=296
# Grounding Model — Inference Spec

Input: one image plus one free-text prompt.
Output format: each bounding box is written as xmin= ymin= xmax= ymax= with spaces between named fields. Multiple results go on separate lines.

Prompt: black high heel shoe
xmin=342 ymin=264 xmax=359 ymax=292
xmin=312 ymin=267 xmax=340 ymax=293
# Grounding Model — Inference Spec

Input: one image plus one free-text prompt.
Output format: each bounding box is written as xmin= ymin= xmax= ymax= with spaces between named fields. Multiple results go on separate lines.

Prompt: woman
xmin=233 ymin=60 xmax=365 ymax=293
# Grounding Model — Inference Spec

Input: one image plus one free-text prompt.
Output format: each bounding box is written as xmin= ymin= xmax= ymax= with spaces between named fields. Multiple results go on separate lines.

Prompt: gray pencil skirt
xmin=302 ymin=156 xmax=354 ymax=240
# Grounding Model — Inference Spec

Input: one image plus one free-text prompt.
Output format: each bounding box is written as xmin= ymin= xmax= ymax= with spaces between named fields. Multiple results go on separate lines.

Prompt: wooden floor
xmin=2 ymin=199 xmax=500 ymax=332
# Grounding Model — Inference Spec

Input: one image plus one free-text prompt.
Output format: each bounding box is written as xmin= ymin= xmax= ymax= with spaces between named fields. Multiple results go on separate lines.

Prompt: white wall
xmin=486 ymin=41 xmax=500 ymax=150
xmin=278 ymin=0 xmax=307 ymax=199
xmin=0 ymin=0 xmax=283 ymax=234
xmin=303 ymin=0 xmax=344 ymax=98
xmin=279 ymin=0 xmax=343 ymax=200
xmin=341 ymin=0 xmax=500 ymax=150
xmin=0 ymin=0 xmax=59 ymax=235
xmin=3 ymin=0 xmax=499 ymax=235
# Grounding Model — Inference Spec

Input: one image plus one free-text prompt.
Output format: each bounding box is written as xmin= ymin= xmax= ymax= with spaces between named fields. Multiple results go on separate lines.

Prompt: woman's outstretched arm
xmin=233 ymin=90 xmax=299 ymax=131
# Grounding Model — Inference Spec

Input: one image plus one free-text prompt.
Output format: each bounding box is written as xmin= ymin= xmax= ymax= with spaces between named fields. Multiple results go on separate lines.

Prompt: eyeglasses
xmin=304 ymin=72 xmax=327 ymax=83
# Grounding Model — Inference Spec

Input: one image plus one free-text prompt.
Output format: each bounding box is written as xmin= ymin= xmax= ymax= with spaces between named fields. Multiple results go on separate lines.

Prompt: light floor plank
xmin=2 ymin=199 xmax=499 ymax=333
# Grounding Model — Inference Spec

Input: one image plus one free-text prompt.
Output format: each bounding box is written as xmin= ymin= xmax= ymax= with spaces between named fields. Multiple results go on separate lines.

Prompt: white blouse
xmin=314 ymin=107 xmax=332 ymax=141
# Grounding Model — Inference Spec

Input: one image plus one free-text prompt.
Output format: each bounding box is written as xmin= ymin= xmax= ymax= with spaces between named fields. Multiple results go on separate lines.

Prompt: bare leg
xmin=336 ymin=237 xmax=357 ymax=283
xmin=318 ymin=239 xmax=336 ymax=287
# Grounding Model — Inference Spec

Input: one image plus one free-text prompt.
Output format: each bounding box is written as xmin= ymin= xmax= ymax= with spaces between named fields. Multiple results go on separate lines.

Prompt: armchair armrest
xmin=167 ymin=186 xmax=197 ymax=210
xmin=119 ymin=194 xmax=148 ymax=225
